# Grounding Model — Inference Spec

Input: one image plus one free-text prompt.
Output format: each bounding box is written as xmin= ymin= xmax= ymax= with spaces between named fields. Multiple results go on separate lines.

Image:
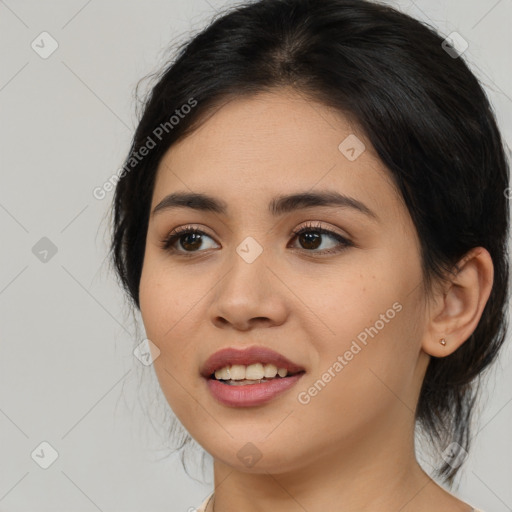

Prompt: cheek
xmin=298 ymin=318 xmax=417 ymax=445
xmin=302 ymin=269 xmax=423 ymax=422
xmin=139 ymin=262 xmax=189 ymax=379
xmin=138 ymin=255 xmax=214 ymax=409
xmin=139 ymin=253 xmax=199 ymax=338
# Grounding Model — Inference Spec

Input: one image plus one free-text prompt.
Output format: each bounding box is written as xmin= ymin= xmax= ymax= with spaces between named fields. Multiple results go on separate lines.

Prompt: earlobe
xmin=422 ymin=247 xmax=494 ymax=358
xmin=424 ymin=336 xmax=453 ymax=358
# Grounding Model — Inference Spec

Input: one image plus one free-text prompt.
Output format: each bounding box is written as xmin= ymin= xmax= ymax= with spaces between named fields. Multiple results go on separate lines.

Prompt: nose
xmin=209 ymin=242 xmax=289 ymax=331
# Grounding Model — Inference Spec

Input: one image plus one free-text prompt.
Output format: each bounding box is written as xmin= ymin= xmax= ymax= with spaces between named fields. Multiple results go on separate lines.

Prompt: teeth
xmin=214 ymin=363 xmax=288 ymax=380
xmin=229 ymin=364 xmax=246 ymax=380
xmin=264 ymin=364 xmax=278 ymax=378
xmin=245 ymin=363 xmax=264 ymax=380
xmin=215 ymin=366 xmax=230 ymax=380
xmin=277 ymin=367 xmax=287 ymax=377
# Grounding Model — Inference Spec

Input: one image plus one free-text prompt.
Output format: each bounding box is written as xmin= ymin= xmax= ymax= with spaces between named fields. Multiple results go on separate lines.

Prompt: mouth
xmin=201 ymin=346 xmax=306 ymax=407
xmin=209 ymin=363 xmax=304 ymax=385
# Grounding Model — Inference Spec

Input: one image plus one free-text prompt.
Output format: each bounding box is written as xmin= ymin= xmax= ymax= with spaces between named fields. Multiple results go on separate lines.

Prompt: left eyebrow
xmin=151 ymin=190 xmax=379 ymax=221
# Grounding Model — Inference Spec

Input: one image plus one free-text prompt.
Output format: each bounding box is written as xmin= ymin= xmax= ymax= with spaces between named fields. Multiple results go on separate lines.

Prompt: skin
xmin=139 ymin=88 xmax=494 ymax=512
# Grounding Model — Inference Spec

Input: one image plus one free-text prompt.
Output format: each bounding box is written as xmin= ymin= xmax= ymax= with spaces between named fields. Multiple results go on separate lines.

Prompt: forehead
xmin=152 ymin=89 xmax=406 ymax=224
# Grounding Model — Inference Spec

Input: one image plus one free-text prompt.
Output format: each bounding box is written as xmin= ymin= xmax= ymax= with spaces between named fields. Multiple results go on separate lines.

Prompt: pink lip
xmin=206 ymin=373 xmax=304 ymax=407
xmin=200 ymin=346 xmax=305 ymax=378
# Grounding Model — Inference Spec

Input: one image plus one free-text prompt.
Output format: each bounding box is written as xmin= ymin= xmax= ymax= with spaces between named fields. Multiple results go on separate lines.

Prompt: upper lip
xmin=201 ymin=346 xmax=305 ymax=378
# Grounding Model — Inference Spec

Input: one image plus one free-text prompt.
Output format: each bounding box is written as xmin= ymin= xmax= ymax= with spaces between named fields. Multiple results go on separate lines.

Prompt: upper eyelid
xmin=165 ymin=222 xmax=347 ymax=240
xmin=291 ymin=221 xmax=346 ymax=236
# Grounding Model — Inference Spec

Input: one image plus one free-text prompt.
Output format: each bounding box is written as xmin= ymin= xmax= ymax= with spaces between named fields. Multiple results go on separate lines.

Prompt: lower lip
xmin=206 ymin=373 xmax=304 ymax=407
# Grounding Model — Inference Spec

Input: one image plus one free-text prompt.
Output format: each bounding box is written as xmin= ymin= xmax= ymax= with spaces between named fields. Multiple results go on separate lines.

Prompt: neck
xmin=208 ymin=413 xmax=442 ymax=512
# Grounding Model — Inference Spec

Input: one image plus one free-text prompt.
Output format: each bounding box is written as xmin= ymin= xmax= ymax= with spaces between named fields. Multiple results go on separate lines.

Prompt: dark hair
xmin=109 ymin=0 xmax=510 ymax=485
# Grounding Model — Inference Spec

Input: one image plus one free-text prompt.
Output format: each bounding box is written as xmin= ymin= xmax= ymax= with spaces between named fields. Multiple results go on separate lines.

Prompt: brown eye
xmin=178 ymin=232 xmax=203 ymax=251
xmin=289 ymin=222 xmax=353 ymax=255
xmin=297 ymin=231 xmax=322 ymax=250
xmin=161 ymin=227 xmax=218 ymax=254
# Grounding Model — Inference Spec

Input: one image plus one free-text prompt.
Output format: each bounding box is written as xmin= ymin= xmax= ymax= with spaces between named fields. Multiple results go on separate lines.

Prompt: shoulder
xmin=195 ymin=492 xmax=213 ymax=512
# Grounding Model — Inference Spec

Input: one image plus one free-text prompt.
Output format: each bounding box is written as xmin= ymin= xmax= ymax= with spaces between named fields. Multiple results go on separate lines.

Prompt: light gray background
xmin=1 ymin=0 xmax=511 ymax=511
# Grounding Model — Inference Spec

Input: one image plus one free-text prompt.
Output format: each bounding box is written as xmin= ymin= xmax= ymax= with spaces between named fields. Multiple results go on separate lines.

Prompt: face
xmin=139 ymin=89 xmax=431 ymax=474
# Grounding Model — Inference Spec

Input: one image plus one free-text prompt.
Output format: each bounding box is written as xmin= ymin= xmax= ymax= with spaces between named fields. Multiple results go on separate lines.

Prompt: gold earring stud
xmin=440 ymin=338 xmax=446 ymax=346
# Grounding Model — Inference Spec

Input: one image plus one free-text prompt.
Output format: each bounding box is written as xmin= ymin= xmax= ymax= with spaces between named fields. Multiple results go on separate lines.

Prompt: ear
xmin=422 ymin=247 xmax=494 ymax=358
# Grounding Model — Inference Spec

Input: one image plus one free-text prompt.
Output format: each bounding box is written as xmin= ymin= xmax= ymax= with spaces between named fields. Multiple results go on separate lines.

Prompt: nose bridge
xmin=210 ymin=233 xmax=286 ymax=328
xmin=220 ymin=234 xmax=270 ymax=300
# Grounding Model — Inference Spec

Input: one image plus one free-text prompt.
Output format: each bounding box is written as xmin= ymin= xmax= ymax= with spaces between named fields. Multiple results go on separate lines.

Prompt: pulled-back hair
xmin=109 ymin=0 xmax=510 ymax=484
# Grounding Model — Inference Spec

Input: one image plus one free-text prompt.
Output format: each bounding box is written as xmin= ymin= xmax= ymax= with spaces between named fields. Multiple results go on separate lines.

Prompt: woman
xmin=109 ymin=0 xmax=510 ymax=510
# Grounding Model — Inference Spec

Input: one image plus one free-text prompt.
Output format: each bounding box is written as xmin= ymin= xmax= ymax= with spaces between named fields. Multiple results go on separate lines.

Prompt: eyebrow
xmin=151 ymin=190 xmax=378 ymax=220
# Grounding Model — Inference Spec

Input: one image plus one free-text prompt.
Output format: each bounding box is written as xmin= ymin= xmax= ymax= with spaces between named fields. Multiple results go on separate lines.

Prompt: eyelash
xmin=160 ymin=221 xmax=353 ymax=257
